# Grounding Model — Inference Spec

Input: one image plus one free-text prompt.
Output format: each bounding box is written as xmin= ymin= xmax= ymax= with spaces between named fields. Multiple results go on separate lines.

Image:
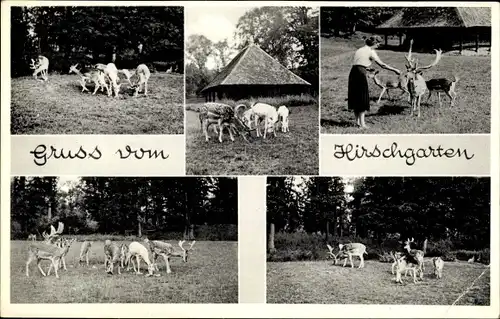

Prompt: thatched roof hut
xmin=201 ymin=44 xmax=311 ymax=102
xmin=376 ymin=7 xmax=491 ymax=53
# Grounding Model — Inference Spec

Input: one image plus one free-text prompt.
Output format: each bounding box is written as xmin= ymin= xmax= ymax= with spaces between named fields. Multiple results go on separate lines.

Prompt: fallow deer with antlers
xmin=404 ymin=40 xmax=443 ymax=118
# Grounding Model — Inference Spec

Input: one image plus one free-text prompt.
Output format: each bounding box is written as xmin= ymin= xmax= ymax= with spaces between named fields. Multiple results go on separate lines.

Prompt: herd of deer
xmin=366 ymin=40 xmax=460 ymax=117
xmin=29 ymin=55 xmax=152 ymax=97
xmin=199 ymin=102 xmax=290 ymax=143
xmin=25 ymin=222 xmax=196 ymax=279
xmin=327 ymin=238 xmax=448 ymax=285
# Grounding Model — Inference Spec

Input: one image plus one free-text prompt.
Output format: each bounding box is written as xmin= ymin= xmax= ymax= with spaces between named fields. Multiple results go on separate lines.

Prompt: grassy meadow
xmin=185 ymin=96 xmax=319 ymax=175
xmin=11 ymin=240 xmax=238 ymax=303
xmin=11 ymin=73 xmax=184 ymax=134
xmin=320 ymin=36 xmax=491 ymax=134
xmin=267 ymin=259 xmax=490 ymax=305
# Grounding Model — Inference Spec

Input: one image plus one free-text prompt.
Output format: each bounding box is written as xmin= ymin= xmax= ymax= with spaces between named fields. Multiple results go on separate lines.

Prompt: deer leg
xmin=438 ymin=92 xmax=442 ymax=107
xmin=377 ymin=88 xmax=386 ymax=104
xmin=386 ymin=89 xmax=392 ymax=101
xmin=228 ymin=124 xmax=235 ymax=142
xmin=359 ymin=255 xmax=364 ymax=268
xmin=349 ymin=254 xmax=354 ymax=268
xmin=144 ymin=81 xmax=148 ymax=96
xmin=86 ymin=252 xmax=89 ymax=266
xmin=417 ymin=96 xmax=422 ymax=117
xmin=37 ymin=258 xmax=47 ymax=276
xmin=136 ymin=256 xmax=142 ymax=274
xmin=426 ymin=90 xmax=432 ymax=103
xmin=218 ymin=119 xmax=224 ymax=143
xmin=62 ymin=256 xmax=67 ymax=270
xmin=446 ymin=91 xmax=454 ymax=107
xmin=92 ymin=81 xmax=100 ymax=95
xmin=26 ymin=254 xmax=34 ymax=277
xmin=162 ymin=254 xmax=172 ymax=274
xmin=202 ymin=120 xmax=210 ymax=142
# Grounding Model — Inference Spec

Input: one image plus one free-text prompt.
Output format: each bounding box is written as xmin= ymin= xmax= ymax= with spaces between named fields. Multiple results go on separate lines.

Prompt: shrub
xmin=455 ymin=249 xmax=490 ymax=264
xmin=425 ymin=238 xmax=454 ymax=257
xmin=219 ymin=94 xmax=318 ymax=109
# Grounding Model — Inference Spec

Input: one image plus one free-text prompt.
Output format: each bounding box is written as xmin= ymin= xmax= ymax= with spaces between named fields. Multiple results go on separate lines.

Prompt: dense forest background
xmin=11 ymin=6 xmax=184 ymax=77
xmin=11 ymin=177 xmax=238 ymax=241
xmin=267 ymin=177 xmax=490 ymax=263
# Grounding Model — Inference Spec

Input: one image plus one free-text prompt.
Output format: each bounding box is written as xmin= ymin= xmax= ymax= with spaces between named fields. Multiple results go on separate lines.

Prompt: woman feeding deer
xmin=348 ymin=36 xmax=401 ymax=128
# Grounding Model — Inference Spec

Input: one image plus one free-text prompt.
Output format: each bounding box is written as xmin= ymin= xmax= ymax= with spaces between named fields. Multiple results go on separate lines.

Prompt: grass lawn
xmin=267 ymin=259 xmax=490 ymax=305
xmin=185 ymin=100 xmax=319 ymax=175
xmin=11 ymin=73 xmax=184 ymax=134
xmin=11 ymin=240 xmax=238 ymax=303
xmin=320 ymin=36 xmax=491 ymax=134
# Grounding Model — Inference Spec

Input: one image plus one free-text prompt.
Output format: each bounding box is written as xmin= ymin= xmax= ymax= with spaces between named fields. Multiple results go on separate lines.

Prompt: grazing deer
xmin=131 ymin=64 xmax=151 ymax=97
xmin=42 ymin=222 xmax=64 ymax=244
xmin=104 ymin=240 xmax=122 ymax=275
xmin=337 ymin=243 xmax=368 ymax=268
xmin=26 ymin=238 xmax=75 ymax=278
xmin=277 ymin=105 xmax=290 ymax=133
xmin=69 ymin=64 xmax=109 ymax=95
xmin=432 ymin=257 xmax=444 ymax=279
xmin=27 ymin=234 xmax=37 ymax=241
xmin=236 ymin=102 xmax=278 ymax=139
xmin=30 ymin=56 xmax=49 ymax=81
xmin=403 ymin=237 xmax=427 ymax=280
xmin=128 ymin=241 xmax=156 ymax=276
xmin=94 ymin=63 xmax=122 ymax=97
xmin=144 ymin=239 xmax=196 ymax=274
xmin=468 ymin=256 xmax=475 ymax=263
xmin=393 ymin=255 xmax=418 ymax=284
xmin=366 ymin=69 xmax=410 ymax=104
xmin=79 ymin=241 xmax=92 ymax=266
xmin=426 ymin=76 xmax=459 ymax=107
xmin=327 ymin=244 xmax=348 ymax=265
xmin=199 ymin=103 xmax=252 ymax=143
xmin=404 ymin=39 xmax=443 ymax=117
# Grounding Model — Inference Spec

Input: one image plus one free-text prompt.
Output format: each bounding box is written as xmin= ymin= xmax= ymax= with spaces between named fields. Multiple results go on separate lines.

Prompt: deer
xmin=277 ymin=105 xmax=290 ymax=133
xmin=144 ymin=239 xmax=196 ymax=274
xmin=335 ymin=243 xmax=368 ymax=268
xmin=425 ymin=75 xmax=460 ymax=107
xmin=366 ymin=69 xmax=410 ymax=104
xmin=26 ymin=237 xmax=75 ymax=279
xmin=79 ymin=241 xmax=92 ymax=266
xmin=27 ymin=234 xmax=37 ymax=241
xmin=393 ymin=254 xmax=418 ymax=284
xmin=30 ymin=55 xmax=49 ymax=81
xmin=199 ymin=102 xmax=252 ymax=143
xmin=128 ymin=241 xmax=157 ymax=277
xmin=432 ymin=256 xmax=444 ymax=279
xmin=94 ymin=63 xmax=122 ymax=97
xmin=69 ymin=64 xmax=109 ymax=95
xmin=47 ymin=238 xmax=76 ymax=275
xmin=119 ymin=243 xmax=131 ymax=269
xmin=236 ymin=102 xmax=278 ymax=139
xmin=404 ymin=39 xmax=443 ymax=117
xmin=131 ymin=64 xmax=151 ymax=97
xmin=403 ymin=237 xmax=427 ymax=280
xmin=104 ymin=240 xmax=123 ymax=275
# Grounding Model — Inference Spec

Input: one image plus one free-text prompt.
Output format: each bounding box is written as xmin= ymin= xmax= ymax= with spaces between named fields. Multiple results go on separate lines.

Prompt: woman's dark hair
xmin=366 ymin=36 xmax=382 ymax=47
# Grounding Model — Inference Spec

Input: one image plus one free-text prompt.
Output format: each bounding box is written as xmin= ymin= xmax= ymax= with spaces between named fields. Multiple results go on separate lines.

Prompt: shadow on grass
xmin=370 ymin=103 xmax=408 ymax=116
xmin=320 ymin=118 xmax=355 ymax=128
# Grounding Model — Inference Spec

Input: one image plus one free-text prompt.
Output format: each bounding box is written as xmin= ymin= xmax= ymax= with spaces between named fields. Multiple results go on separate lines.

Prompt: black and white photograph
xmin=320 ymin=7 xmax=491 ymax=133
xmin=10 ymin=176 xmax=238 ymax=303
xmin=267 ymin=176 xmax=491 ymax=305
xmin=10 ymin=6 xmax=184 ymax=135
xmin=185 ymin=6 xmax=319 ymax=175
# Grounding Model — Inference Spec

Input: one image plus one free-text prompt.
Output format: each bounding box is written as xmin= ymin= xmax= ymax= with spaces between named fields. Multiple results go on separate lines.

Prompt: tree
xmin=186 ymin=34 xmax=213 ymax=71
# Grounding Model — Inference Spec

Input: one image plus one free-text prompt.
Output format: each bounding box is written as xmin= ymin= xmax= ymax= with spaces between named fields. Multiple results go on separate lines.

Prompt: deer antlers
xmin=178 ymin=240 xmax=196 ymax=251
xmin=405 ymin=39 xmax=442 ymax=72
xmin=42 ymin=222 xmax=64 ymax=243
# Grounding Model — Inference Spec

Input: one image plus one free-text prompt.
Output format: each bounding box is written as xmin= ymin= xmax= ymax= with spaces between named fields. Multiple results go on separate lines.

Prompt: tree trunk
xmin=268 ymin=223 xmax=276 ymax=253
xmin=137 ymin=218 xmax=142 ymax=237
xmin=47 ymin=205 xmax=52 ymax=220
xmin=189 ymin=224 xmax=195 ymax=240
xmin=325 ymin=220 xmax=330 ymax=242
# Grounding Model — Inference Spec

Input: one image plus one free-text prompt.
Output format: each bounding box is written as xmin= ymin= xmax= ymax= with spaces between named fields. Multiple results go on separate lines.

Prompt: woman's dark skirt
xmin=348 ymin=65 xmax=370 ymax=112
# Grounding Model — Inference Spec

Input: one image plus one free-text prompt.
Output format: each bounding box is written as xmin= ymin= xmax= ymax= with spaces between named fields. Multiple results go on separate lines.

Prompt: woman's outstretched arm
xmin=371 ymin=51 xmax=401 ymax=75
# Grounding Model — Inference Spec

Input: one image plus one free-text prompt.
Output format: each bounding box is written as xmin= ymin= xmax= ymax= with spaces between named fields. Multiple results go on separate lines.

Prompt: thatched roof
xmin=376 ymin=7 xmax=491 ymax=29
xmin=201 ymin=44 xmax=310 ymax=92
